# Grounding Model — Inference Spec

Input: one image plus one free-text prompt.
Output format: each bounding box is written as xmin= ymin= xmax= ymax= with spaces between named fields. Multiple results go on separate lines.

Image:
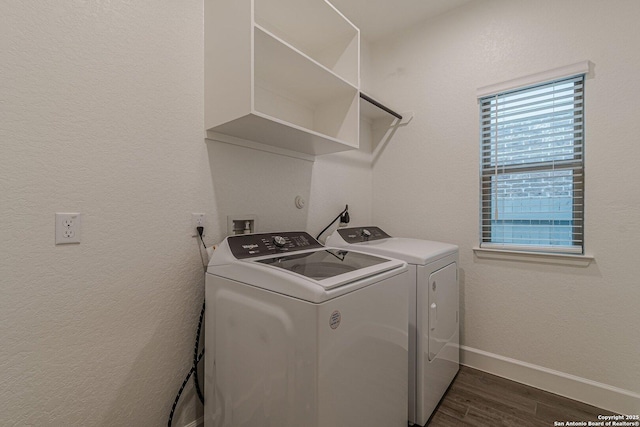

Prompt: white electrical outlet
xmin=192 ymin=213 xmax=206 ymax=237
xmin=56 ymin=213 xmax=82 ymax=244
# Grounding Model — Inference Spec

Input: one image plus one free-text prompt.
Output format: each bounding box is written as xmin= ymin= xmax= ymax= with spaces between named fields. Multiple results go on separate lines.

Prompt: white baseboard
xmin=182 ymin=416 xmax=203 ymax=427
xmin=460 ymin=345 xmax=640 ymax=415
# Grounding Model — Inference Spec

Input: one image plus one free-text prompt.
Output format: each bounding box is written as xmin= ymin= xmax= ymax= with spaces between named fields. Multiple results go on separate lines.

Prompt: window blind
xmin=480 ymin=75 xmax=585 ymax=254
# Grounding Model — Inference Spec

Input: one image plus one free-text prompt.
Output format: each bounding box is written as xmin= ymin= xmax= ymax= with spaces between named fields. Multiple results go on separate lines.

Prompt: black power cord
xmin=196 ymin=226 xmax=208 ymax=272
xmin=168 ymin=226 xmax=208 ymax=427
xmin=197 ymin=226 xmax=206 ymax=250
xmin=193 ymin=226 xmax=206 ymax=405
xmin=167 ymin=348 xmax=205 ymax=427
xmin=316 ymin=204 xmax=350 ymax=241
xmin=167 ymin=302 xmax=206 ymax=427
xmin=193 ymin=301 xmax=205 ymax=404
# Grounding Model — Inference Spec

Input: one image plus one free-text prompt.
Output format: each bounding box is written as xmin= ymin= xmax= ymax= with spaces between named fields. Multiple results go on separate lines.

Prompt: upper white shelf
xmin=205 ymin=0 xmax=360 ymax=157
xmin=254 ymin=26 xmax=357 ymax=106
xmin=255 ymin=0 xmax=359 ymax=86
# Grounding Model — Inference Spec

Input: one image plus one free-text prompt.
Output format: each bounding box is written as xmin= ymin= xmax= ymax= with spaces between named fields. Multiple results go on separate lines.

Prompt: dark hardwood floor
xmin=426 ymin=366 xmax=615 ymax=426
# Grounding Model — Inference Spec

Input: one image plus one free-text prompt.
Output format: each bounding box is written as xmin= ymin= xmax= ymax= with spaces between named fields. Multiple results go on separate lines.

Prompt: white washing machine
xmin=327 ymin=226 xmax=459 ymax=426
xmin=204 ymin=231 xmax=409 ymax=427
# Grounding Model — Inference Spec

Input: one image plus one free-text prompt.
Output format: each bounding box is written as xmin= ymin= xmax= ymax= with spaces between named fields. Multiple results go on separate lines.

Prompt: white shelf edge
xmin=251 ymin=110 xmax=359 ymax=149
xmin=323 ymin=0 xmax=360 ymax=33
xmin=253 ymin=23 xmax=358 ymax=90
xmin=206 ymin=131 xmax=316 ymax=162
xmin=206 ymin=110 xmax=358 ymax=158
xmin=472 ymin=247 xmax=594 ymax=267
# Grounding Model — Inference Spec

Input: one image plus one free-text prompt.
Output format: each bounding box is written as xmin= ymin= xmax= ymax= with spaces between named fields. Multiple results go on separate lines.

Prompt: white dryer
xmin=205 ymin=231 xmax=410 ymax=427
xmin=327 ymin=226 xmax=459 ymax=426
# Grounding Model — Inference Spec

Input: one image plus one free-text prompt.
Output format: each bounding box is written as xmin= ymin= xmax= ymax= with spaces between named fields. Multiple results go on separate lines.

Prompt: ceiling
xmin=329 ymin=0 xmax=474 ymax=43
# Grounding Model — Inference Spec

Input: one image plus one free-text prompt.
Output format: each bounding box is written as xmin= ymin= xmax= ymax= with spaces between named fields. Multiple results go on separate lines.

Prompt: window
xmin=479 ymin=75 xmax=584 ymax=254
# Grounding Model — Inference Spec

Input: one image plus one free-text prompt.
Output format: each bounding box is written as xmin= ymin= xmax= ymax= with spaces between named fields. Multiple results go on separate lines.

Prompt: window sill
xmin=472 ymin=247 xmax=594 ymax=267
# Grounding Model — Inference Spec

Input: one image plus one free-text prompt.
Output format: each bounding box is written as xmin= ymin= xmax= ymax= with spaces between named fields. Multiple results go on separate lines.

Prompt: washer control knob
xmin=273 ymin=235 xmax=287 ymax=248
xmin=361 ymin=229 xmax=372 ymax=239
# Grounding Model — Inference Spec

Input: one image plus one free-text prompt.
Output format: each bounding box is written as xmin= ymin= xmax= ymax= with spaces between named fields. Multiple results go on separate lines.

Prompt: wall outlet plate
xmin=56 ymin=213 xmax=82 ymax=244
xmin=192 ymin=213 xmax=206 ymax=237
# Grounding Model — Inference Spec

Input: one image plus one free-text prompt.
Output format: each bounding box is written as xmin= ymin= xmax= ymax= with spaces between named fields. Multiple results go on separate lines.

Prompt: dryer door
xmin=415 ymin=260 xmax=460 ymax=425
xmin=427 ymin=262 xmax=458 ymax=361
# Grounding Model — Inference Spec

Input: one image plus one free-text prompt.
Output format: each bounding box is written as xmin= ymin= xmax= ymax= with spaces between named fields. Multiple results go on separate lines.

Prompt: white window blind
xmin=480 ymin=75 xmax=585 ymax=254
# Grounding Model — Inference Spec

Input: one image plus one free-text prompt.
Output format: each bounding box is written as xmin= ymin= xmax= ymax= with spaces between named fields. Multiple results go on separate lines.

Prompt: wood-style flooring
xmin=426 ymin=366 xmax=615 ymax=426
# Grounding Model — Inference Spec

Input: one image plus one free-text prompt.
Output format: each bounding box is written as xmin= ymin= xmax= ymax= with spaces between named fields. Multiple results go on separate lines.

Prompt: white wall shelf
xmin=205 ymin=0 xmax=360 ymax=156
xmin=255 ymin=0 xmax=359 ymax=87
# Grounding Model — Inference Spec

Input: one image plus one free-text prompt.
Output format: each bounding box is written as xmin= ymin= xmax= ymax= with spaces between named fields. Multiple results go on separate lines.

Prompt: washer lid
xmin=255 ymin=248 xmax=389 ymax=283
xmin=208 ymin=232 xmax=407 ymax=303
xmin=327 ymin=227 xmax=458 ymax=265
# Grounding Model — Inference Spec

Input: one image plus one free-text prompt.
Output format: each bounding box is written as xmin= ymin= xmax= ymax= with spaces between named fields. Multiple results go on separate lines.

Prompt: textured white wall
xmin=0 ymin=1 xmax=211 ymax=425
xmin=370 ymin=0 xmax=640 ymax=403
xmin=0 ymin=1 xmax=372 ymax=426
xmin=204 ymin=138 xmax=372 ymax=242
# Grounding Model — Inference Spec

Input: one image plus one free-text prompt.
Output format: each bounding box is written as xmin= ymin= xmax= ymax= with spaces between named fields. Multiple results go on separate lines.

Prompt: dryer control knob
xmin=361 ymin=229 xmax=371 ymax=239
xmin=273 ymin=235 xmax=287 ymax=247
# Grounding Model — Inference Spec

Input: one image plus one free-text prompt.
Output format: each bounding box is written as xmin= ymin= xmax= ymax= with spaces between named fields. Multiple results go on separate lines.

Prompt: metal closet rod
xmin=359 ymin=92 xmax=403 ymax=120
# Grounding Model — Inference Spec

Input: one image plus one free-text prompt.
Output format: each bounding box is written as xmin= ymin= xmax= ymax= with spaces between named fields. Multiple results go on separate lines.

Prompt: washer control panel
xmin=228 ymin=231 xmax=323 ymax=259
xmin=336 ymin=226 xmax=391 ymax=243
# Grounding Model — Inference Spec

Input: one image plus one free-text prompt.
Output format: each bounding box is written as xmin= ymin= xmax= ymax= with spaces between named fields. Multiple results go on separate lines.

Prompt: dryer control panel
xmin=228 ymin=231 xmax=323 ymax=259
xmin=336 ymin=226 xmax=391 ymax=243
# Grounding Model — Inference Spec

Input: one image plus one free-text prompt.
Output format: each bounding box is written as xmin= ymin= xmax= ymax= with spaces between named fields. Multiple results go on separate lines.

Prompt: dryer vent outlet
xmin=227 ymin=215 xmax=257 ymax=236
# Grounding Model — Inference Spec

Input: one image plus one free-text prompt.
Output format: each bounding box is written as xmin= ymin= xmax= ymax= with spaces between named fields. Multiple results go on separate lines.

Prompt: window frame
xmin=478 ymin=74 xmax=586 ymax=255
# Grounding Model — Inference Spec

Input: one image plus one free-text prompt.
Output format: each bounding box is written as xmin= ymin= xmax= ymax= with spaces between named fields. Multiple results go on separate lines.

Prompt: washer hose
xmin=193 ymin=301 xmax=205 ymax=404
xmin=167 ymin=301 xmax=206 ymax=427
xmin=167 ymin=349 xmax=204 ymax=427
